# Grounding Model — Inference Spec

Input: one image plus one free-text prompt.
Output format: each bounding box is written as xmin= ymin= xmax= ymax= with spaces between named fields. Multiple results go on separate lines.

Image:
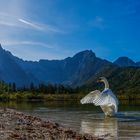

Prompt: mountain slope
xmin=0 ymin=45 xmax=115 ymax=87
xmin=83 ymin=66 xmax=140 ymax=95
xmin=136 ymin=61 xmax=140 ymax=66
xmin=16 ymin=50 xmax=114 ymax=86
xmin=0 ymin=45 xmax=38 ymax=86
xmin=0 ymin=44 xmax=139 ymax=88
xmin=114 ymin=57 xmax=136 ymax=67
xmin=67 ymin=50 xmax=114 ymax=86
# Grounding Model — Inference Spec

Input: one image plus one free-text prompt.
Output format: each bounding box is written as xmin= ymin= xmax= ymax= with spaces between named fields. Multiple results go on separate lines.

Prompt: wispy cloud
xmin=18 ymin=18 xmax=63 ymax=33
xmin=89 ymin=16 xmax=105 ymax=29
xmin=2 ymin=40 xmax=54 ymax=49
xmin=21 ymin=41 xmax=54 ymax=49
xmin=0 ymin=12 xmax=18 ymax=27
xmin=1 ymin=39 xmax=69 ymax=61
xmin=18 ymin=18 xmax=43 ymax=30
xmin=0 ymin=21 xmax=16 ymax=27
xmin=0 ymin=10 xmax=63 ymax=34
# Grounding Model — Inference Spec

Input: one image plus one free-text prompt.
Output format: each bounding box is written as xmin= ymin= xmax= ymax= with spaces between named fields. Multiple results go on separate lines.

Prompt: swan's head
xmin=97 ymin=77 xmax=107 ymax=83
xmin=97 ymin=77 xmax=109 ymax=89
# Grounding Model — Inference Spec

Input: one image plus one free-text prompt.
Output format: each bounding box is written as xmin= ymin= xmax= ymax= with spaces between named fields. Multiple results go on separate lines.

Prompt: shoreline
xmin=0 ymin=108 xmax=105 ymax=140
xmin=0 ymin=93 xmax=140 ymax=104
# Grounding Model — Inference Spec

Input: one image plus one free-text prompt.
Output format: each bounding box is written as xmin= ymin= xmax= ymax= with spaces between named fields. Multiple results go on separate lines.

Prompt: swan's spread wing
xmin=80 ymin=89 xmax=118 ymax=112
xmin=95 ymin=89 xmax=119 ymax=112
xmin=80 ymin=90 xmax=101 ymax=104
xmin=93 ymin=92 xmax=109 ymax=106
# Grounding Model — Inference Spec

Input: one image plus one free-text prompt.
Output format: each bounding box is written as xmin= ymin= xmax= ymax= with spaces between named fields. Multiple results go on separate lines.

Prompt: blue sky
xmin=0 ymin=0 xmax=140 ymax=62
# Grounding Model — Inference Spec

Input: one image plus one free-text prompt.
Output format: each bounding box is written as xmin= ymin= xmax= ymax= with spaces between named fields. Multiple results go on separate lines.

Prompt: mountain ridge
xmin=82 ymin=66 xmax=140 ymax=95
xmin=0 ymin=44 xmax=139 ymax=87
xmin=1 ymin=44 xmax=139 ymax=65
xmin=113 ymin=56 xmax=138 ymax=67
xmin=0 ymin=44 xmax=38 ymax=87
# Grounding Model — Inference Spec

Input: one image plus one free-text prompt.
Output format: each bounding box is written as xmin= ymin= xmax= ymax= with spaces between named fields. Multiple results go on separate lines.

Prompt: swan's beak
xmin=97 ymin=79 xmax=101 ymax=83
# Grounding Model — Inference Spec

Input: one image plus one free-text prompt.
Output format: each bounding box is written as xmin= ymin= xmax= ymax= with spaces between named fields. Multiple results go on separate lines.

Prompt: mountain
xmin=65 ymin=50 xmax=113 ymax=86
xmin=0 ymin=45 xmax=114 ymax=87
xmin=0 ymin=44 xmax=139 ymax=88
xmin=0 ymin=44 xmax=37 ymax=87
xmin=114 ymin=57 xmax=136 ymax=67
xmin=136 ymin=61 xmax=140 ymax=66
xmin=15 ymin=50 xmax=114 ymax=86
xmin=82 ymin=66 xmax=140 ymax=95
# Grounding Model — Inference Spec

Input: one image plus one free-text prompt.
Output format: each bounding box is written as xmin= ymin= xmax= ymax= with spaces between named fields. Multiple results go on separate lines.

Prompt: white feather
xmin=80 ymin=77 xmax=119 ymax=117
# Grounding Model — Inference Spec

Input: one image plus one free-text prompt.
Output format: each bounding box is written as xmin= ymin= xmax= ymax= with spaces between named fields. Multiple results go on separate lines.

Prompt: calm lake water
xmin=1 ymin=101 xmax=140 ymax=140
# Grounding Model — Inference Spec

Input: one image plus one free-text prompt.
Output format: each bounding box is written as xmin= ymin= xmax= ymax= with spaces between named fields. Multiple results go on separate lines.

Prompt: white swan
xmin=80 ymin=77 xmax=119 ymax=117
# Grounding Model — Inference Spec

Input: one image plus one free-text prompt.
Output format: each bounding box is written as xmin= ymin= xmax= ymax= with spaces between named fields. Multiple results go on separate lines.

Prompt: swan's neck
xmin=103 ymin=79 xmax=109 ymax=89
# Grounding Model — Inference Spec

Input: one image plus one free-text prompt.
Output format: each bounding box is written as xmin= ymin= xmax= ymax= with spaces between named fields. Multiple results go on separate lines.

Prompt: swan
xmin=80 ymin=77 xmax=119 ymax=117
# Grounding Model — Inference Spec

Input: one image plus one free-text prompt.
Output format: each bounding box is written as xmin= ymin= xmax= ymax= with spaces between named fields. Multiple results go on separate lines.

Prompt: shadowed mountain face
xmin=114 ymin=57 xmax=139 ymax=67
xmin=15 ymin=50 xmax=114 ymax=87
xmin=0 ymin=45 xmax=38 ymax=87
xmin=0 ymin=44 xmax=139 ymax=87
xmin=83 ymin=66 xmax=140 ymax=95
xmin=136 ymin=61 xmax=140 ymax=66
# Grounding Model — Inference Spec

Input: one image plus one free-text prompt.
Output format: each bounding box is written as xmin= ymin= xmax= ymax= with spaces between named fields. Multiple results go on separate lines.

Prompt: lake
xmin=1 ymin=101 xmax=140 ymax=140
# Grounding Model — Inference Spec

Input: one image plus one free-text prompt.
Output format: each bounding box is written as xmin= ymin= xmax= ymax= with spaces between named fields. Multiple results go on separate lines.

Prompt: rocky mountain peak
xmin=73 ymin=50 xmax=96 ymax=60
xmin=114 ymin=56 xmax=136 ymax=67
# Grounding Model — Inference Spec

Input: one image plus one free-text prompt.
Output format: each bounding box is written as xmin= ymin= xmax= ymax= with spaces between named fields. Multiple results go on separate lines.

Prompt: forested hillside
xmin=83 ymin=67 xmax=140 ymax=95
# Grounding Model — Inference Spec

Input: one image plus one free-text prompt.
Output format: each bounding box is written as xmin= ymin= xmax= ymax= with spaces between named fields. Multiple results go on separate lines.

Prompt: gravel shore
xmin=0 ymin=108 xmax=104 ymax=140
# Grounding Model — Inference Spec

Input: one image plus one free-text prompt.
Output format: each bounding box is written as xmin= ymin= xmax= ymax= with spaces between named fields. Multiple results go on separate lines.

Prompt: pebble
xmin=0 ymin=108 xmax=104 ymax=140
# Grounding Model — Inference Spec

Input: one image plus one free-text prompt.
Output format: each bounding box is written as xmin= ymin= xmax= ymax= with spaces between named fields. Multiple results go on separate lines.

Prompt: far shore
xmin=0 ymin=108 xmax=105 ymax=140
xmin=0 ymin=92 xmax=140 ymax=105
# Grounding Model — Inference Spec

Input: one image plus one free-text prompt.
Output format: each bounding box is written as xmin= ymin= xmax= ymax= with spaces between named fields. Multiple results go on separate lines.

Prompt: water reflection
xmin=80 ymin=113 xmax=140 ymax=140
xmin=0 ymin=101 xmax=140 ymax=140
xmin=81 ymin=117 xmax=118 ymax=139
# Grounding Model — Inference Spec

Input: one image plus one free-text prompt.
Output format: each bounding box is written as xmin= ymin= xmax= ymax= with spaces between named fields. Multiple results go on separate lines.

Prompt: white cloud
xmin=0 ymin=12 xmax=63 ymax=33
xmin=1 ymin=39 xmax=70 ymax=61
xmin=18 ymin=18 xmax=43 ymax=30
xmin=1 ymin=40 xmax=54 ymax=49
xmin=0 ymin=21 xmax=16 ymax=27
xmin=0 ymin=0 xmax=67 ymax=60
xmin=18 ymin=18 xmax=63 ymax=33
xmin=21 ymin=41 xmax=54 ymax=49
xmin=0 ymin=12 xmax=18 ymax=27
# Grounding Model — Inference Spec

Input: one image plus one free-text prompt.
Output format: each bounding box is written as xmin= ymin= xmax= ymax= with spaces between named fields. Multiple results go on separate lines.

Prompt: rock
xmin=0 ymin=108 xmax=103 ymax=140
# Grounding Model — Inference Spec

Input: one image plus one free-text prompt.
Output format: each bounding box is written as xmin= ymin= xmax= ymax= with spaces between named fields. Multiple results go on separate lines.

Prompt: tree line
xmin=0 ymin=81 xmax=82 ymax=95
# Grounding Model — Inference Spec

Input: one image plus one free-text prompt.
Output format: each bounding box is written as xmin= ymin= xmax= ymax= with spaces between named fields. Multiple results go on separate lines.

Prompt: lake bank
xmin=0 ymin=108 xmax=104 ymax=140
xmin=0 ymin=92 xmax=140 ymax=105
